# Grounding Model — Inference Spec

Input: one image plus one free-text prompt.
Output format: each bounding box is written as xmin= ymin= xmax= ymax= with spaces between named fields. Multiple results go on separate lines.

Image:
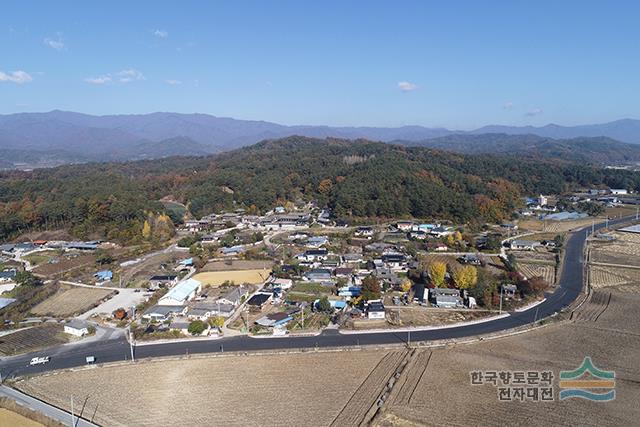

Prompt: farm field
xmin=32 ymin=253 xmax=96 ymax=277
xmin=192 ymin=269 xmax=270 ymax=286
xmin=119 ymin=251 xmax=185 ymax=288
xmin=22 ymin=251 xmax=62 ymax=267
xmin=590 ymin=231 xmax=640 ymax=267
xmin=0 ymin=408 xmax=43 ymax=427
xmin=421 ymin=253 xmax=505 ymax=276
xmin=518 ymin=218 xmax=595 ymax=233
xmin=31 ymin=286 xmax=113 ymax=317
xmin=384 ymin=307 xmax=494 ymax=328
xmin=376 ymin=291 xmax=640 ymax=427
xmin=589 ymin=265 xmax=640 ymax=294
xmin=518 ymin=262 xmax=555 ymax=285
xmin=0 ymin=324 xmax=69 ymax=356
xmin=201 ymin=260 xmax=273 ymax=271
xmin=16 ymin=350 xmax=397 ymax=427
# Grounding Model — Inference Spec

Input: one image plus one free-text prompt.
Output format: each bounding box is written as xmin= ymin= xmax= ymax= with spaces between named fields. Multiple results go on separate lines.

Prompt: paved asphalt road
xmin=0 ymin=216 xmax=633 ymax=381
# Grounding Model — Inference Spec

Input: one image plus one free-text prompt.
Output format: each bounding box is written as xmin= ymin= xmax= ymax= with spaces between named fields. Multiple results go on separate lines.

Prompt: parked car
xmin=86 ymin=355 xmax=96 ymax=364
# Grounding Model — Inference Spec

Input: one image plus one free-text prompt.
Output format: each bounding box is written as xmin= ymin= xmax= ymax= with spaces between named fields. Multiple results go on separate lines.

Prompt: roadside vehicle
xmin=29 ymin=356 xmax=50 ymax=366
xmin=86 ymin=355 xmax=96 ymax=364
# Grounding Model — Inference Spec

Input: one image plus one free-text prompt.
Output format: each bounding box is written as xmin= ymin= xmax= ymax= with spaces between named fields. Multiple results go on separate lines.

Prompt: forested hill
xmin=399 ymin=134 xmax=640 ymax=164
xmin=2 ymin=136 xmax=640 ymax=243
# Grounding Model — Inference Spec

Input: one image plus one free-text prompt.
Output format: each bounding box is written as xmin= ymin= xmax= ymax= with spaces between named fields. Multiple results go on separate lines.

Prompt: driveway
xmin=78 ymin=288 xmax=148 ymax=320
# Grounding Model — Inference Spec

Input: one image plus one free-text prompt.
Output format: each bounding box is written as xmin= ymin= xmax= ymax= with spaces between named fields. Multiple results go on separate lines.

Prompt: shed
xmin=64 ymin=319 xmax=90 ymax=337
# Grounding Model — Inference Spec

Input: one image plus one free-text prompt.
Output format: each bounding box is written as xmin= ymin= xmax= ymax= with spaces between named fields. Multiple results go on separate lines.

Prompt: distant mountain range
xmin=1 ymin=110 xmax=640 ymax=168
xmin=398 ymin=134 xmax=640 ymax=164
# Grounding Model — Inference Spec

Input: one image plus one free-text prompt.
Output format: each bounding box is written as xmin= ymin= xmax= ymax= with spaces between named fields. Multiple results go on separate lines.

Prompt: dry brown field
xmin=201 ymin=259 xmax=273 ymax=271
xmin=518 ymin=262 xmax=555 ymax=284
xmin=192 ymin=269 xmax=270 ymax=286
xmin=0 ymin=408 xmax=43 ymax=427
xmin=385 ymin=307 xmax=493 ymax=328
xmin=518 ymin=218 xmax=594 ymax=233
xmin=376 ymin=291 xmax=640 ymax=427
xmin=32 ymin=253 xmax=96 ymax=277
xmin=0 ymin=325 xmax=69 ymax=356
xmin=31 ymin=286 xmax=113 ymax=317
xmin=512 ymin=250 xmax=556 ymax=263
xmin=16 ymin=350 xmax=401 ymax=427
xmin=590 ymin=231 xmax=640 ymax=267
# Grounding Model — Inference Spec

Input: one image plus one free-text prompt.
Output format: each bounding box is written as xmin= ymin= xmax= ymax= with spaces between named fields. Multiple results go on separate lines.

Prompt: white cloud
xmin=0 ymin=70 xmax=33 ymax=84
xmin=526 ymin=108 xmax=543 ymax=117
xmin=44 ymin=34 xmax=65 ymax=50
xmin=398 ymin=81 xmax=418 ymax=92
xmin=165 ymin=79 xmax=182 ymax=85
xmin=153 ymin=29 xmax=168 ymax=38
xmin=117 ymin=68 xmax=145 ymax=83
xmin=84 ymin=75 xmax=112 ymax=85
xmin=503 ymin=101 xmax=514 ymax=110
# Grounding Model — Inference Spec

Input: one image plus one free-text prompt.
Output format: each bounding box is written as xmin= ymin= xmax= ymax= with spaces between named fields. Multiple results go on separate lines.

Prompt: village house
xmin=366 ymin=300 xmax=385 ymax=319
xmin=306 ymin=236 xmax=329 ymax=248
xmin=169 ymin=320 xmax=195 ymax=335
xmin=255 ymin=311 xmax=294 ymax=328
xmin=304 ymin=268 xmax=333 ymax=282
xmin=0 ymin=269 xmax=17 ymax=283
xmin=334 ymin=267 xmax=353 ymax=278
xmin=221 ymin=245 xmax=244 ymax=256
xmin=429 ymin=226 xmax=454 ymax=238
xmin=217 ymin=286 xmax=249 ymax=306
xmin=296 ymin=249 xmax=329 ymax=262
xmin=381 ymin=253 xmax=407 ymax=270
xmin=396 ymin=221 xmax=413 ymax=231
xmin=268 ymin=278 xmax=294 ymax=290
xmin=142 ymin=305 xmax=188 ymax=322
xmin=158 ymin=278 xmax=202 ymax=306
xmin=458 ymin=254 xmax=482 ymax=265
xmin=429 ymin=288 xmax=463 ymax=308
xmin=342 ymin=253 xmax=364 ymax=264
xmin=191 ymin=302 xmax=235 ymax=318
xmin=246 ymin=292 xmax=272 ymax=309
xmin=94 ymin=270 xmax=113 ymax=283
xmin=354 ymin=226 xmax=374 ymax=238
xmin=148 ymin=274 xmax=178 ymax=289
xmin=201 ymin=234 xmax=219 ymax=245
xmin=510 ymin=239 xmax=541 ymax=251
xmin=409 ymin=230 xmax=428 ymax=240
xmin=186 ymin=307 xmax=213 ymax=321
xmin=502 ymin=284 xmax=518 ymax=299
xmin=338 ymin=286 xmax=361 ymax=298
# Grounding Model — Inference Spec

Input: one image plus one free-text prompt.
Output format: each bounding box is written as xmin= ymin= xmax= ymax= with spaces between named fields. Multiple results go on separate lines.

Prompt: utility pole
xmin=128 ymin=325 xmax=135 ymax=362
xmin=71 ymin=395 xmax=74 ymax=427
xmin=534 ymin=306 xmax=539 ymax=323
xmin=407 ymin=329 xmax=411 ymax=347
xmin=499 ymin=286 xmax=503 ymax=315
xmin=636 ymin=206 xmax=639 ymax=221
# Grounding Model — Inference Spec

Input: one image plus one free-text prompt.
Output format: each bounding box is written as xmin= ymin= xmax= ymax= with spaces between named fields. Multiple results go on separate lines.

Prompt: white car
xmin=29 ymin=356 xmax=50 ymax=366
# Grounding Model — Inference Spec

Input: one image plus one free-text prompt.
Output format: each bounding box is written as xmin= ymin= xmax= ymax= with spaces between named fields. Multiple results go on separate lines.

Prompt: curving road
xmin=0 ymin=216 xmax=633 ymax=380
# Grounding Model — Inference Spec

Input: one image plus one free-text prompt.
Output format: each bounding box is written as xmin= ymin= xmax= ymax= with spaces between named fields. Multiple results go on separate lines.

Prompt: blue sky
xmin=1 ymin=1 xmax=639 ymax=129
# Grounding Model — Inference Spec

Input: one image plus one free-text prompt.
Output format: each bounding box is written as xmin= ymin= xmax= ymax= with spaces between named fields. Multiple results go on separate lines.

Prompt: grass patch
xmin=290 ymin=282 xmax=333 ymax=294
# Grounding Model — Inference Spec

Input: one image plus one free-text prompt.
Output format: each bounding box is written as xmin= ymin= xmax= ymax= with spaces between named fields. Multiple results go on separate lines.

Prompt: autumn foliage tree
xmin=520 ymin=276 xmax=549 ymax=297
xmin=453 ymin=265 xmax=478 ymax=289
xmin=361 ymin=276 xmax=381 ymax=300
xmin=429 ymin=262 xmax=447 ymax=288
